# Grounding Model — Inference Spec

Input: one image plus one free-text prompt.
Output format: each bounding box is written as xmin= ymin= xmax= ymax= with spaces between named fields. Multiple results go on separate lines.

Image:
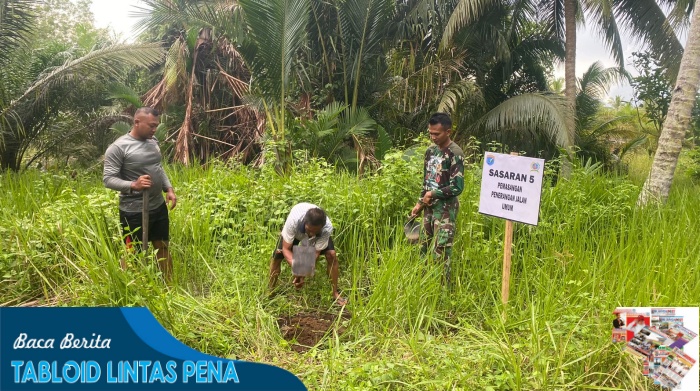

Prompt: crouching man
xmin=268 ymin=203 xmax=347 ymax=306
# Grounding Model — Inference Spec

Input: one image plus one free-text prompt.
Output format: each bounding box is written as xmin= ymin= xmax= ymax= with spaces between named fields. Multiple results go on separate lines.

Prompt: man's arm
xmin=156 ymin=165 xmax=177 ymax=209
xmin=419 ymin=148 xmax=430 ymax=198
xmin=431 ymin=152 xmax=464 ymax=199
xmin=157 ymin=164 xmax=173 ymax=192
xmin=103 ymin=144 xmax=131 ymax=192
xmin=280 ymin=215 xmax=297 ymax=266
xmin=412 ymin=149 xmax=431 ymax=216
xmin=281 ymin=239 xmax=294 ymax=267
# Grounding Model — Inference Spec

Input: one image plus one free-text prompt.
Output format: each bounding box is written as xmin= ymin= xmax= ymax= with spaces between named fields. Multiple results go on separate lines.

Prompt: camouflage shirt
xmin=421 ymin=141 xmax=465 ymax=200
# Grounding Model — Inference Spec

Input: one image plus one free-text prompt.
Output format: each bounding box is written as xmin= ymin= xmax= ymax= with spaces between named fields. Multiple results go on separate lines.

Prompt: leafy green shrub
xmin=687 ymin=146 xmax=700 ymax=181
xmin=2 ymin=151 xmax=700 ymax=390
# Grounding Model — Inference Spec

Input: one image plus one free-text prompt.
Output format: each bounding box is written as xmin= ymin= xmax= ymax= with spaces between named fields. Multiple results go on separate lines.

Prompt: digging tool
xmin=142 ymin=189 xmax=149 ymax=252
xmin=292 ymin=238 xmax=316 ymax=277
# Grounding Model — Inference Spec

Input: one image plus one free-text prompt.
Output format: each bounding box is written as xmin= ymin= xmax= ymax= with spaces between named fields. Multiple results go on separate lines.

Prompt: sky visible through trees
xmin=89 ymin=0 xmax=685 ymax=100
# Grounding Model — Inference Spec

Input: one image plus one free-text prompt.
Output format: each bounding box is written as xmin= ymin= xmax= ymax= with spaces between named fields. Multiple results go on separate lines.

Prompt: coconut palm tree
xmin=380 ymin=0 xmax=571 ymax=158
xmin=638 ymin=0 xmax=700 ymax=205
xmin=442 ymin=0 xmax=683 ymax=175
xmin=573 ymin=62 xmax=631 ymax=165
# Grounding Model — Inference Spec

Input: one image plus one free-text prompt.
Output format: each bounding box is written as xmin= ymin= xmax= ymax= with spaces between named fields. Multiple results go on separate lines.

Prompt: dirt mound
xmin=278 ymin=311 xmax=350 ymax=353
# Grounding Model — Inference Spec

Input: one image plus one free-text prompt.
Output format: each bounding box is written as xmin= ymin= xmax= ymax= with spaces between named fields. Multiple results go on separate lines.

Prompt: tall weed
xmin=1 ymin=152 xmax=698 ymax=390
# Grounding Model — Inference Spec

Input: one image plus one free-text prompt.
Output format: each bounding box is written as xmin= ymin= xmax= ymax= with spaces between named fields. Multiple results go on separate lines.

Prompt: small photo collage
xmin=611 ymin=307 xmax=698 ymax=390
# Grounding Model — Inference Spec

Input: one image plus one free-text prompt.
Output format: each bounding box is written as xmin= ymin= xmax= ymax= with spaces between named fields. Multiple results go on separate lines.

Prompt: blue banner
xmin=0 ymin=308 xmax=306 ymax=390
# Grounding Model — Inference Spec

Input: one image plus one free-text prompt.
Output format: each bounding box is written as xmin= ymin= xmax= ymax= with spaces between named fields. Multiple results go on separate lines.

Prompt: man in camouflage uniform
xmin=410 ymin=113 xmax=464 ymax=283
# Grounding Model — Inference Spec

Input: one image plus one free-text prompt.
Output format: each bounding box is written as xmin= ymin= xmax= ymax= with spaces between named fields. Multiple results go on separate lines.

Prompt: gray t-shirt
xmin=103 ymin=133 xmax=173 ymax=212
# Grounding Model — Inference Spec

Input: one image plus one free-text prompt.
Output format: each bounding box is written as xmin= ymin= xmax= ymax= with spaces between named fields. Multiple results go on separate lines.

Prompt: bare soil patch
xmin=278 ymin=311 xmax=350 ymax=353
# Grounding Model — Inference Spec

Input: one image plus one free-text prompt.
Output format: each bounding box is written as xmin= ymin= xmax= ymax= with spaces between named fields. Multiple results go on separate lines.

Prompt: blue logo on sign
xmin=486 ymin=155 xmax=495 ymax=166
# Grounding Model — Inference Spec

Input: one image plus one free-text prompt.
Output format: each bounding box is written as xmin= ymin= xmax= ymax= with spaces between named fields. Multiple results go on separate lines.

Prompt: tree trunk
xmin=638 ymin=1 xmax=700 ymax=206
xmin=561 ymin=0 xmax=577 ymax=178
xmin=0 ymin=134 xmax=21 ymax=171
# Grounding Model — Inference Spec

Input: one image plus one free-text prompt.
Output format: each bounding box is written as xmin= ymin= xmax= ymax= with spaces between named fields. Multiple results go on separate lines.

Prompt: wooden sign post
xmin=501 ymin=152 xmax=518 ymax=306
xmin=477 ymin=151 xmax=545 ymax=308
xmin=501 ymin=217 xmax=514 ymax=305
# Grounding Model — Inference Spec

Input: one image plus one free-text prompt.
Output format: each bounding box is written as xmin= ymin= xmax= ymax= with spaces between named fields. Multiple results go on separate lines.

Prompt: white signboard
xmin=478 ymin=152 xmax=545 ymax=226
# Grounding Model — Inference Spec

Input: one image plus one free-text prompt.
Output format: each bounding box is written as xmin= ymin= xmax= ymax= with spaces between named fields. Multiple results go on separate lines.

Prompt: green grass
xmin=1 ymin=153 xmax=698 ymax=390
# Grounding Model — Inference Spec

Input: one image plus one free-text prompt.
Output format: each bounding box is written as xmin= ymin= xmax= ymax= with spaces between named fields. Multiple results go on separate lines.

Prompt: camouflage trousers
xmin=421 ymin=198 xmax=459 ymax=283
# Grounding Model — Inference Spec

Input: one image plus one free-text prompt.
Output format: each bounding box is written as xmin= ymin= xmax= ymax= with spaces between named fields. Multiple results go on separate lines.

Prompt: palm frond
xmin=509 ymin=0 xmax=537 ymax=41
xmin=376 ymin=124 xmax=392 ymax=160
xmin=666 ymin=0 xmax=694 ymax=33
xmin=0 ymin=0 xmax=37 ymax=66
xmin=442 ymin=0 xmax=500 ymax=47
xmin=438 ymin=79 xmax=485 ymax=113
xmin=618 ymin=134 xmax=648 ymax=159
xmin=612 ymin=0 xmax=684 ymax=81
xmin=133 ymin=0 xmax=243 ymax=39
xmin=164 ymin=37 xmax=189 ymax=95
xmin=400 ymin=0 xmax=437 ymax=43
xmin=472 ymin=92 xmax=570 ymax=148
xmin=338 ymin=0 xmax=394 ymax=55
xmin=108 ymin=83 xmax=143 ymax=108
xmin=583 ymin=115 xmax=634 ymax=138
xmin=341 ymin=107 xmax=375 ymax=138
xmin=239 ymin=0 xmax=310 ymax=103
xmin=312 ymin=102 xmax=346 ymax=138
xmin=14 ymin=43 xmax=164 ymax=107
xmin=538 ymin=0 xmax=565 ymax=42
xmin=383 ymin=48 xmax=466 ymax=113
xmin=487 ymin=23 xmax=513 ymax=63
xmin=300 ymin=102 xmax=346 ymax=151
xmin=577 ymin=61 xmax=629 ymax=100
xmin=336 ymin=0 xmax=395 ymax=107
xmin=110 ymin=121 xmax=132 ymax=134
xmin=316 ymin=106 xmax=376 ymax=160
xmin=581 ymin=0 xmax=624 ymax=67
xmin=514 ymin=35 xmax=566 ymax=64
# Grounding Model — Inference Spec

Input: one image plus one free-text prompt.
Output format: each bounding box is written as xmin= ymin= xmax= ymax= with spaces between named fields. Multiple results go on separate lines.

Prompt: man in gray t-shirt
xmin=103 ymin=107 xmax=177 ymax=280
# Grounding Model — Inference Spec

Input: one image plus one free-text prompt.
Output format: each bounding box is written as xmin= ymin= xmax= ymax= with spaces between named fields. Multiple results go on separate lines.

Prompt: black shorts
xmin=119 ymin=202 xmax=170 ymax=247
xmin=272 ymin=235 xmax=334 ymax=260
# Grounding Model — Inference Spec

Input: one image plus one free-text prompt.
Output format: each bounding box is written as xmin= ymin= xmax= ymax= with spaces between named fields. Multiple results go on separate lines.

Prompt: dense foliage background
xmin=2 ymin=0 xmax=700 ymax=389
